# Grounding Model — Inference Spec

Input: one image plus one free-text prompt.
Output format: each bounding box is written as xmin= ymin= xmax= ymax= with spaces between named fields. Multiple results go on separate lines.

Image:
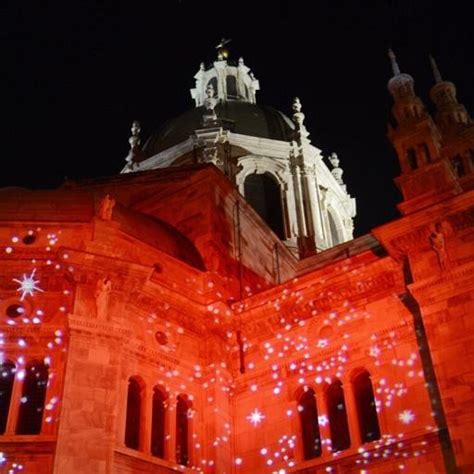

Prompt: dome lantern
xmin=190 ymin=41 xmax=260 ymax=106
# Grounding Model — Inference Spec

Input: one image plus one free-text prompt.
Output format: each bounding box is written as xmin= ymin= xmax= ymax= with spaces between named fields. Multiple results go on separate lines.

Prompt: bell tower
xmin=387 ymin=50 xmax=460 ymax=214
xmin=429 ymin=55 xmax=474 ymax=188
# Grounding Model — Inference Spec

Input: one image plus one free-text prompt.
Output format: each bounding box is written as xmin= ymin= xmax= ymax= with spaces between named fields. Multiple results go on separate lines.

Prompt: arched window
xmin=125 ymin=377 xmax=143 ymax=450
xmin=298 ymin=388 xmax=322 ymax=460
xmin=151 ymin=386 xmax=166 ymax=458
xmin=176 ymin=394 xmax=191 ymax=466
xmin=244 ymin=173 xmax=285 ymax=239
xmin=353 ymin=371 xmax=380 ymax=443
xmin=0 ymin=361 xmax=15 ymax=434
xmin=16 ymin=362 xmax=48 ymax=435
xmin=226 ymin=75 xmax=237 ymax=99
xmin=328 ymin=211 xmax=340 ymax=246
xmin=326 ymin=379 xmax=350 ymax=452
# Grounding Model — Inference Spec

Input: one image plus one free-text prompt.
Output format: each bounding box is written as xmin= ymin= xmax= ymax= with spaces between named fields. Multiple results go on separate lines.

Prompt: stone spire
xmin=125 ymin=120 xmax=144 ymax=169
xmin=429 ymin=55 xmax=443 ymax=83
xmin=429 ymin=55 xmax=471 ymax=132
xmin=388 ymin=49 xmax=401 ymax=76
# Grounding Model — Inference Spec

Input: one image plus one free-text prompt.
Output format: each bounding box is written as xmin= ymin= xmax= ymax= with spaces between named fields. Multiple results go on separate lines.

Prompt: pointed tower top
xmin=388 ymin=49 xmax=401 ymax=76
xmin=429 ymin=55 xmax=443 ymax=83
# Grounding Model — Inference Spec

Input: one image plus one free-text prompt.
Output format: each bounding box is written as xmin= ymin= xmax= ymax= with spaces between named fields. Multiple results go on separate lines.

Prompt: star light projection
xmin=247 ymin=408 xmax=266 ymax=426
xmin=2 ymin=228 xmax=437 ymax=473
xmin=13 ymin=268 xmax=43 ymax=300
xmin=2 ymin=228 xmax=71 ymax=472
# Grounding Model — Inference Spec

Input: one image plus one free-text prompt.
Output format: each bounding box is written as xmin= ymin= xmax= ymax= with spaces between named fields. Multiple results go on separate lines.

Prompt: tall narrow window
xmin=226 ymin=75 xmax=237 ymax=99
xmin=0 ymin=361 xmax=15 ymax=434
xmin=421 ymin=143 xmax=432 ymax=163
xmin=16 ymin=362 xmax=48 ymax=435
xmin=151 ymin=386 xmax=166 ymax=458
xmin=125 ymin=377 xmax=143 ymax=450
xmin=176 ymin=394 xmax=190 ymax=466
xmin=326 ymin=379 xmax=350 ymax=452
xmin=298 ymin=388 xmax=322 ymax=459
xmin=406 ymin=148 xmax=417 ymax=170
xmin=353 ymin=371 xmax=380 ymax=443
xmin=244 ymin=173 xmax=285 ymax=239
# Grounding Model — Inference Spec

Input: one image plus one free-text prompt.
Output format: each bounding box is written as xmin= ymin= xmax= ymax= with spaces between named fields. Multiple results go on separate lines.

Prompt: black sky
xmin=1 ymin=1 xmax=473 ymax=236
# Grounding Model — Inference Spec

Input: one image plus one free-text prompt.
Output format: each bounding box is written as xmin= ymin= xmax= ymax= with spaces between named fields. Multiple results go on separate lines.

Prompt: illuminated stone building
xmin=0 ymin=46 xmax=473 ymax=474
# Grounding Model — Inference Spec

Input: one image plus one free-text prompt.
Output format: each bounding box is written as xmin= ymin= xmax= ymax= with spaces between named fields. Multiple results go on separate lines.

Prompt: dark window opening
xmin=226 ymin=75 xmax=238 ymax=99
xmin=16 ymin=362 xmax=48 ymax=434
xmin=244 ymin=173 xmax=285 ymax=239
xmin=452 ymin=155 xmax=466 ymax=177
xmin=176 ymin=395 xmax=190 ymax=466
xmin=353 ymin=371 xmax=380 ymax=443
xmin=6 ymin=304 xmax=25 ymax=318
xmin=421 ymin=143 xmax=432 ymax=163
xmin=406 ymin=148 xmax=417 ymax=170
xmin=0 ymin=361 xmax=15 ymax=434
xmin=125 ymin=377 xmax=142 ymax=450
xmin=151 ymin=387 xmax=166 ymax=458
xmin=326 ymin=380 xmax=350 ymax=452
xmin=298 ymin=388 xmax=322 ymax=460
xmin=22 ymin=232 xmax=37 ymax=245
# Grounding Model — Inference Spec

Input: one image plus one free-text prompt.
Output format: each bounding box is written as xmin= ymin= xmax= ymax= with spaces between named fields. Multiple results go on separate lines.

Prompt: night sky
xmin=2 ymin=1 xmax=473 ymax=236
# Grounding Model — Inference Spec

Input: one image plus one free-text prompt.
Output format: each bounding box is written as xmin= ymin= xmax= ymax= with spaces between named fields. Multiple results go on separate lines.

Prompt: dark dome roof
xmin=143 ymin=102 xmax=295 ymax=157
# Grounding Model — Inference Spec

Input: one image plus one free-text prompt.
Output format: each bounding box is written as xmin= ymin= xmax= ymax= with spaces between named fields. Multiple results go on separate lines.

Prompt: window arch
xmin=244 ymin=173 xmax=285 ymax=239
xmin=125 ymin=377 xmax=144 ymax=450
xmin=151 ymin=386 xmax=167 ymax=458
xmin=326 ymin=379 xmax=350 ymax=452
xmin=16 ymin=361 xmax=48 ymax=435
xmin=298 ymin=388 xmax=322 ymax=460
xmin=352 ymin=371 xmax=380 ymax=443
xmin=0 ymin=360 xmax=15 ymax=434
xmin=176 ymin=394 xmax=191 ymax=466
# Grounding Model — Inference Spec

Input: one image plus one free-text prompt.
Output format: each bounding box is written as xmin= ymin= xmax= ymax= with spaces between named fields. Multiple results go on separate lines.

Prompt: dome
xmin=143 ymin=102 xmax=295 ymax=157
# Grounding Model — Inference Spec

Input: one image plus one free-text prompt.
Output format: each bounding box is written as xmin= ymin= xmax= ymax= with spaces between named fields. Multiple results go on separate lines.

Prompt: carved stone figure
xmin=98 ymin=194 xmax=115 ymax=221
xmin=95 ymin=277 xmax=112 ymax=321
xmin=429 ymin=222 xmax=449 ymax=271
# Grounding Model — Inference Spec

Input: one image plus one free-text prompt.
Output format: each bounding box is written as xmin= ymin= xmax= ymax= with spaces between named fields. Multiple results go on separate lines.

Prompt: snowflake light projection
xmin=247 ymin=408 xmax=265 ymax=426
xmin=398 ymin=409 xmax=415 ymax=425
xmin=13 ymin=268 xmax=44 ymax=300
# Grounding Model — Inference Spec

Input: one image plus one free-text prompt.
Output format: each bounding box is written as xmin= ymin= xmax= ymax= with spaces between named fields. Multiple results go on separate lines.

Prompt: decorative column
xmin=53 ymin=315 xmax=126 ymax=474
xmin=143 ymin=385 xmax=153 ymax=455
xmin=316 ymin=388 xmax=332 ymax=460
xmin=5 ymin=372 xmax=23 ymax=435
xmin=166 ymin=398 xmax=177 ymax=463
xmin=117 ymin=376 xmax=128 ymax=448
xmin=342 ymin=378 xmax=362 ymax=448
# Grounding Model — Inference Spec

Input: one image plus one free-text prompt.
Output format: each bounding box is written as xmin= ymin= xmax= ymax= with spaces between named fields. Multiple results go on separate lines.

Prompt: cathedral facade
xmin=0 ymin=46 xmax=473 ymax=474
